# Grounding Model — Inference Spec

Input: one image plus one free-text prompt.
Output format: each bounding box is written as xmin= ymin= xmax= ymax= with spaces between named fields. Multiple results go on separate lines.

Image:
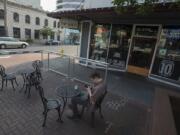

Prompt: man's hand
xmin=90 ymin=96 xmax=95 ymax=105
xmin=86 ymin=87 xmax=92 ymax=97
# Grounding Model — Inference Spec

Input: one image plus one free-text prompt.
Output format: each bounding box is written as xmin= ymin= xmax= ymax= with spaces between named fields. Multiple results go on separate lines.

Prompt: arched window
xmin=0 ymin=9 xmax=4 ymax=19
xmin=25 ymin=15 xmax=30 ymax=24
xmin=44 ymin=19 xmax=48 ymax=26
xmin=57 ymin=21 xmax=60 ymax=28
xmin=35 ymin=17 xmax=40 ymax=25
xmin=53 ymin=21 xmax=56 ymax=28
xmin=13 ymin=12 xmax=19 ymax=22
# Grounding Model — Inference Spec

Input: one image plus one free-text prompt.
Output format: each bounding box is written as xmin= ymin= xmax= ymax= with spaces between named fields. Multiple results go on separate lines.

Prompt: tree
xmin=40 ymin=26 xmax=53 ymax=39
xmin=112 ymin=0 xmax=180 ymax=15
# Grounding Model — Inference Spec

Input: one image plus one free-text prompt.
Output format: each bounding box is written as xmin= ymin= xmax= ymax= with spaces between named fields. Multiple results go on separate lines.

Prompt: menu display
xmin=135 ymin=26 xmax=159 ymax=37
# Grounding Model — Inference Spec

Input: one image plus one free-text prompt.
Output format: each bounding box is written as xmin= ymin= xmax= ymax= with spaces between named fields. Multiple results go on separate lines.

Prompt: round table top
xmin=17 ymin=68 xmax=35 ymax=75
xmin=56 ymin=81 xmax=81 ymax=98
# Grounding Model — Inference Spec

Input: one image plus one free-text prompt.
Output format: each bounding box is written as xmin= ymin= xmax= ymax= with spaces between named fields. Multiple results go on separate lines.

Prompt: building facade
xmin=56 ymin=0 xmax=84 ymax=11
xmin=9 ymin=0 xmax=41 ymax=9
xmin=49 ymin=3 xmax=180 ymax=87
xmin=0 ymin=0 xmax=62 ymax=43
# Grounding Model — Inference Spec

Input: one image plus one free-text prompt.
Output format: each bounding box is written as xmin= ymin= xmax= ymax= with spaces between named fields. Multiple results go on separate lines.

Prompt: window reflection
xmin=109 ymin=25 xmax=132 ymax=69
xmin=64 ymin=28 xmax=80 ymax=45
xmin=89 ymin=24 xmax=110 ymax=62
xmin=89 ymin=24 xmax=132 ymax=70
xmin=152 ymin=26 xmax=180 ymax=81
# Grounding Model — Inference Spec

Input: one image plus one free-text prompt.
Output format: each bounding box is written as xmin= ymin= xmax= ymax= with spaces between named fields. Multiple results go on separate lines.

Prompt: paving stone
xmin=0 ymin=59 xmax=150 ymax=135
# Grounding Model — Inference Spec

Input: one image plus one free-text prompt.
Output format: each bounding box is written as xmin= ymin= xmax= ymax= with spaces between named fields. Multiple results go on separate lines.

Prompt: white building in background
xmin=56 ymin=0 xmax=85 ymax=11
xmin=0 ymin=0 xmax=62 ymax=44
xmin=8 ymin=0 xmax=42 ymax=9
xmin=84 ymin=0 xmax=113 ymax=9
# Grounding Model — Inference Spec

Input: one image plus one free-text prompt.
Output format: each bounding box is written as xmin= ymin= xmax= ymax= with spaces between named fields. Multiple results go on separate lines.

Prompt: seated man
xmin=68 ymin=72 xmax=106 ymax=119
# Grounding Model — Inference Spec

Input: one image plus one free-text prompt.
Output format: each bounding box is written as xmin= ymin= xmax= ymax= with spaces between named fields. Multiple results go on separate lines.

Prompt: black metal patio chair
xmin=32 ymin=60 xmax=43 ymax=80
xmin=24 ymin=72 xmax=40 ymax=98
xmin=37 ymin=85 xmax=63 ymax=127
xmin=0 ymin=65 xmax=18 ymax=91
xmin=80 ymin=90 xmax=107 ymax=127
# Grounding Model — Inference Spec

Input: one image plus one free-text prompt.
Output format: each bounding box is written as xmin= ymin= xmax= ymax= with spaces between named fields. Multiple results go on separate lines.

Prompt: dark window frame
xmin=43 ymin=34 xmax=47 ymax=39
xmin=13 ymin=27 xmax=21 ymax=38
xmin=50 ymin=32 xmax=55 ymax=40
xmin=44 ymin=19 xmax=48 ymax=27
xmin=25 ymin=28 xmax=31 ymax=39
xmin=13 ymin=12 xmax=19 ymax=22
xmin=53 ymin=21 xmax=56 ymax=28
xmin=25 ymin=15 xmax=30 ymax=24
xmin=58 ymin=21 xmax=60 ymax=28
xmin=57 ymin=35 xmax=60 ymax=41
xmin=0 ymin=9 xmax=4 ymax=19
xmin=35 ymin=17 xmax=40 ymax=25
xmin=34 ymin=30 xmax=40 ymax=39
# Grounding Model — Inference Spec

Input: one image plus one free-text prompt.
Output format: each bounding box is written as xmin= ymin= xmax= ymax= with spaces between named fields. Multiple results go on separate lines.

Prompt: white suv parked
xmin=0 ymin=37 xmax=29 ymax=49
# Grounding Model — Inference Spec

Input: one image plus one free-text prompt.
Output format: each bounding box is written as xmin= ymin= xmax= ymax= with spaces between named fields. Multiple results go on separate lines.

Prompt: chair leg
xmin=6 ymin=79 xmax=7 ymax=87
xmin=43 ymin=109 xmax=45 ymax=115
xmin=27 ymin=86 xmax=31 ymax=98
xmin=10 ymin=80 xmax=15 ymax=91
xmin=42 ymin=110 xmax=48 ymax=127
xmin=38 ymin=72 xmax=42 ymax=80
xmin=80 ymin=106 xmax=85 ymax=118
xmin=57 ymin=107 xmax=63 ymax=123
xmin=24 ymin=85 xmax=28 ymax=94
xmin=15 ymin=78 xmax=18 ymax=86
xmin=99 ymin=106 xmax=104 ymax=119
xmin=1 ymin=79 xmax=4 ymax=91
xmin=91 ymin=112 xmax=95 ymax=128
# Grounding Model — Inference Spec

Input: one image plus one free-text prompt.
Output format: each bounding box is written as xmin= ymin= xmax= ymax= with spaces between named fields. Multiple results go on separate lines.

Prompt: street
xmin=0 ymin=45 xmax=80 ymax=56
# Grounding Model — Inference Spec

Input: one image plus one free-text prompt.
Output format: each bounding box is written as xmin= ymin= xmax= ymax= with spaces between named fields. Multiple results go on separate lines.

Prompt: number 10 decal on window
xmin=159 ymin=60 xmax=174 ymax=78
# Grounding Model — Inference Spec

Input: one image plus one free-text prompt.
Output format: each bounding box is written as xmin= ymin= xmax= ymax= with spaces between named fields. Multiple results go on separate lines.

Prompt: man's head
xmin=90 ymin=72 xmax=103 ymax=85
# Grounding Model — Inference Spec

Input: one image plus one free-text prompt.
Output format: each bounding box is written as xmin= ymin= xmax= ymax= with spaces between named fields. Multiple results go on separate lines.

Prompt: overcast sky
xmin=41 ymin=0 xmax=56 ymax=11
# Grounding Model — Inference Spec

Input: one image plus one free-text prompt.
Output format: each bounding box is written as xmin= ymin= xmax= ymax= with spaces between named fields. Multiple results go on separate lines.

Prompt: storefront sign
xmin=159 ymin=60 xmax=174 ymax=77
xmin=163 ymin=29 xmax=180 ymax=40
xmin=159 ymin=49 xmax=167 ymax=56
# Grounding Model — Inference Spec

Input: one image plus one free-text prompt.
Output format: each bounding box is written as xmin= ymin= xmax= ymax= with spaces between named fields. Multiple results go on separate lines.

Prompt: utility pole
xmin=4 ymin=0 xmax=8 ymax=36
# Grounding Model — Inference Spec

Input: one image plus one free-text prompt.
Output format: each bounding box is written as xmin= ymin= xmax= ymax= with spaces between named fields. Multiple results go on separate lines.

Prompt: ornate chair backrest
xmin=26 ymin=73 xmax=40 ymax=86
xmin=32 ymin=60 xmax=43 ymax=70
xmin=0 ymin=65 xmax=6 ymax=78
xmin=37 ymin=85 xmax=47 ymax=109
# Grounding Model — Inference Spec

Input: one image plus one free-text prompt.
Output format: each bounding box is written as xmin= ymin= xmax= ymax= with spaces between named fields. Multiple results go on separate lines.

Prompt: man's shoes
xmin=68 ymin=104 xmax=73 ymax=110
xmin=67 ymin=115 xmax=79 ymax=120
xmin=67 ymin=114 xmax=82 ymax=120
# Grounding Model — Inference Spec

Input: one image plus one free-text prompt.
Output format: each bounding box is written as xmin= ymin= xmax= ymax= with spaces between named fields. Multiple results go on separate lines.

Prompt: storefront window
xmin=152 ymin=26 xmax=180 ymax=82
xmin=89 ymin=24 xmax=132 ymax=70
xmin=89 ymin=24 xmax=111 ymax=62
xmin=64 ymin=28 xmax=80 ymax=45
xmin=13 ymin=27 xmax=20 ymax=38
xmin=109 ymin=25 xmax=132 ymax=69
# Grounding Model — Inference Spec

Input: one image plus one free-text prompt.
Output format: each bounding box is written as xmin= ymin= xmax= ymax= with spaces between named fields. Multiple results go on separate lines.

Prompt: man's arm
xmin=86 ymin=87 xmax=96 ymax=104
xmin=87 ymin=87 xmax=92 ymax=97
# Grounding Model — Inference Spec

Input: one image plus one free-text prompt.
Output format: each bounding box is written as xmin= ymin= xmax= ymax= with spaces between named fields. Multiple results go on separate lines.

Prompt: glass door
xmin=127 ymin=25 xmax=159 ymax=76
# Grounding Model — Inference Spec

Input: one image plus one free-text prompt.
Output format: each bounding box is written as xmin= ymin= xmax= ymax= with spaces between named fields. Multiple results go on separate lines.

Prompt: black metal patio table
xmin=56 ymin=79 xmax=81 ymax=119
xmin=17 ymin=68 xmax=35 ymax=92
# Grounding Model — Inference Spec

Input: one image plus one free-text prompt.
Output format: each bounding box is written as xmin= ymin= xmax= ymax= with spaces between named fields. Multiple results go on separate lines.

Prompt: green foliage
xmin=25 ymin=38 xmax=33 ymax=44
xmin=40 ymin=27 xmax=54 ymax=37
xmin=112 ymin=0 xmax=137 ymax=7
xmin=21 ymin=39 xmax=34 ymax=44
xmin=112 ymin=0 xmax=180 ymax=15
